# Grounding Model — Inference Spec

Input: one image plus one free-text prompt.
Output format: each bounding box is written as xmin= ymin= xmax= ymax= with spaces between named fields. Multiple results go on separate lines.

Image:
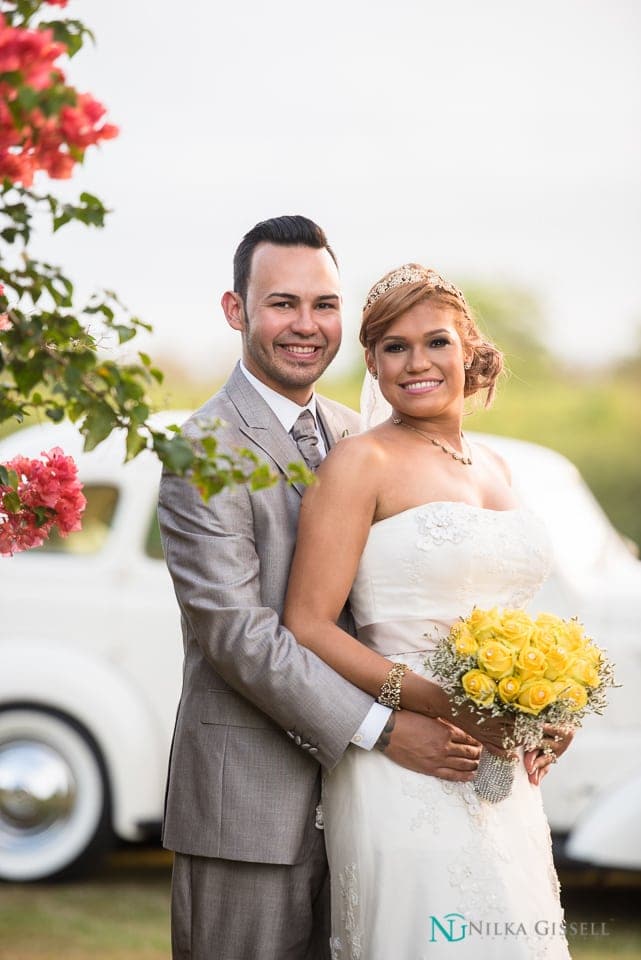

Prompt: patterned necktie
xmin=291 ymin=410 xmax=322 ymax=471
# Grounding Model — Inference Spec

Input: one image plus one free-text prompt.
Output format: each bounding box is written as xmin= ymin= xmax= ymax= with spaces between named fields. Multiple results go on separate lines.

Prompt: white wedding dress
xmin=324 ymin=502 xmax=571 ymax=960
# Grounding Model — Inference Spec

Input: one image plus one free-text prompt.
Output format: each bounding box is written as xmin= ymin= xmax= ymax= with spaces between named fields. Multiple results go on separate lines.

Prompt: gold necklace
xmin=392 ymin=417 xmax=473 ymax=466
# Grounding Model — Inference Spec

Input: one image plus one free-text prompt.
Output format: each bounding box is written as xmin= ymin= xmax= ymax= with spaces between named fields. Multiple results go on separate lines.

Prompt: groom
xmin=158 ymin=215 xmax=484 ymax=960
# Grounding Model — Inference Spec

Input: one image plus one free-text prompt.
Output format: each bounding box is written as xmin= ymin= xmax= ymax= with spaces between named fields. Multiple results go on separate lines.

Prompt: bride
xmin=284 ymin=264 xmax=571 ymax=959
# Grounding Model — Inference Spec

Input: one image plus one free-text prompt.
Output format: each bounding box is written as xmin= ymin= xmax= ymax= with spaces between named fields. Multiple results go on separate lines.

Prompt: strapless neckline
xmin=349 ymin=500 xmax=551 ymax=642
xmin=373 ymin=500 xmax=525 ymax=528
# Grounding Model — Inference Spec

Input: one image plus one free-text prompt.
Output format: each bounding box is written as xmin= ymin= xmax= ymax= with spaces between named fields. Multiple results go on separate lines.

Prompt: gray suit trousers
xmin=171 ymin=800 xmax=330 ymax=960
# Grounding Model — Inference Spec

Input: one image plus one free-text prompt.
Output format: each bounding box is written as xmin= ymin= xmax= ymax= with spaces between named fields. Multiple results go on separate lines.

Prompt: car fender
xmin=566 ymin=768 xmax=641 ymax=869
xmin=1 ymin=643 xmax=166 ymax=840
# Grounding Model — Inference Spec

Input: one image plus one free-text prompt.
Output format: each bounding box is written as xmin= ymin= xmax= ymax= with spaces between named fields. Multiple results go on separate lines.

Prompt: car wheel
xmin=0 ymin=707 xmax=111 ymax=882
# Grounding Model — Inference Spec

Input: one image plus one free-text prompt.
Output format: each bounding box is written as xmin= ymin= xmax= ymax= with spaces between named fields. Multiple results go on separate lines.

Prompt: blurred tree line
xmin=3 ymin=283 xmax=639 ymax=550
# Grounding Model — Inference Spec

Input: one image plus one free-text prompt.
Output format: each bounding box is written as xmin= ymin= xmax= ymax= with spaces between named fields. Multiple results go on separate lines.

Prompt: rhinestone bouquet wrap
xmin=427 ymin=607 xmax=616 ymax=804
xmin=474 ymin=751 xmax=518 ymax=803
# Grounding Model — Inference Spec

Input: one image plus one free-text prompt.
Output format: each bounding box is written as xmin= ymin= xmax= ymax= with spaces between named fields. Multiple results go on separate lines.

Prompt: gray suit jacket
xmin=158 ymin=363 xmax=373 ymax=865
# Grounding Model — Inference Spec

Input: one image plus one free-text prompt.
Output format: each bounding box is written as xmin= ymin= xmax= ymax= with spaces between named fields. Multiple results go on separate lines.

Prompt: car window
xmin=36 ymin=484 xmax=119 ymax=554
xmin=145 ymin=507 xmax=164 ymax=560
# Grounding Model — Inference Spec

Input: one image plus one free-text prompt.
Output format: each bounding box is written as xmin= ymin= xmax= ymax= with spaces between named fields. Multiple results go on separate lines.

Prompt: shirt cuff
xmin=350 ymin=702 xmax=392 ymax=750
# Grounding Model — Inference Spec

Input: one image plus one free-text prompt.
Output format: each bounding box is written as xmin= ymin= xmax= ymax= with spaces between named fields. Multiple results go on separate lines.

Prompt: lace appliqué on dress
xmin=403 ymin=502 xmax=551 ymax=610
xmin=330 ymin=863 xmax=363 ymax=960
xmin=404 ymin=503 xmax=473 ymax=585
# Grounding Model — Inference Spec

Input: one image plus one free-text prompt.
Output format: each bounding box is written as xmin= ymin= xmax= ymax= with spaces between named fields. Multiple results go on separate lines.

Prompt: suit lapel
xmin=316 ymin=398 xmax=348 ymax=450
xmin=225 ymin=365 xmax=354 ymax=496
xmin=225 ymin=364 xmax=308 ymax=496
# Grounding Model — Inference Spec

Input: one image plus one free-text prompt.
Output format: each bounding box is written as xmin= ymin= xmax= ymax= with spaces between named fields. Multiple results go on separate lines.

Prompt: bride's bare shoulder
xmin=322 ymin=425 xmax=393 ymax=473
xmin=473 ymin=440 xmax=512 ymax=485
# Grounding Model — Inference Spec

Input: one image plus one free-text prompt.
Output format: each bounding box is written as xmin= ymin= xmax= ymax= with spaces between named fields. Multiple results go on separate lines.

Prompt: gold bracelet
xmin=377 ymin=663 xmax=409 ymax=711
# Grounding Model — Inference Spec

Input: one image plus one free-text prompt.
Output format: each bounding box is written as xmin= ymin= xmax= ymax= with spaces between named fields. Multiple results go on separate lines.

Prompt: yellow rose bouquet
xmin=428 ymin=607 xmax=616 ymax=802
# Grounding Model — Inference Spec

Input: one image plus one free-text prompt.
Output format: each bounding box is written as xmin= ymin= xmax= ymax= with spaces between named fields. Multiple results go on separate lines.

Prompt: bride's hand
xmin=524 ymin=724 xmax=574 ymax=786
xmin=443 ymin=700 xmax=515 ymax=757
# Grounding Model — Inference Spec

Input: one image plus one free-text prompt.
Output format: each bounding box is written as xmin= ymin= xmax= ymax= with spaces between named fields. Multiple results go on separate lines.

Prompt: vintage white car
xmin=0 ymin=417 xmax=640 ymax=882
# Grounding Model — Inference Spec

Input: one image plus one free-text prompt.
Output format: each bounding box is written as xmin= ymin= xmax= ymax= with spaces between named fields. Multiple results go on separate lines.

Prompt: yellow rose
xmin=477 ymin=640 xmax=516 ymax=679
xmin=516 ymin=646 xmax=548 ymax=680
xmin=569 ymin=658 xmax=600 ymax=688
xmin=450 ymin=622 xmax=478 ymax=656
xmin=467 ymin=607 xmax=502 ymax=642
xmin=461 ymin=669 xmax=497 ymax=708
xmin=544 ymin=646 xmax=575 ymax=681
xmin=498 ymin=609 xmax=534 ymax=650
xmin=498 ymin=676 xmax=521 ymax=703
xmin=555 ymin=679 xmax=589 ymax=711
xmin=530 ymin=626 xmax=553 ymax=654
xmin=535 ymin=612 xmax=565 ymax=634
xmin=583 ymin=643 xmax=602 ymax=666
xmin=516 ymin=678 xmax=556 ymax=715
xmin=562 ymin=618 xmax=588 ymax=653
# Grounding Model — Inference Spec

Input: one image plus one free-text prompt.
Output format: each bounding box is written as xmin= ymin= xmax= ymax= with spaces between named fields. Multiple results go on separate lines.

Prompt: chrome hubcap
xmin=0 ymin=740 xmax=76 ymax=837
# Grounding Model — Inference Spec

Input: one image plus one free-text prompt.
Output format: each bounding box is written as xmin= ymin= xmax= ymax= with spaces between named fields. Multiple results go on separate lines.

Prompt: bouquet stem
xmin=473 ymin=749 xmax=517 ymax=803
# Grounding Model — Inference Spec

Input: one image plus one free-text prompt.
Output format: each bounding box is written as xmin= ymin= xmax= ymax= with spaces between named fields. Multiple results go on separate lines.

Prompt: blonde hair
xmin=359 ymin=265 xmax=503 ymax=406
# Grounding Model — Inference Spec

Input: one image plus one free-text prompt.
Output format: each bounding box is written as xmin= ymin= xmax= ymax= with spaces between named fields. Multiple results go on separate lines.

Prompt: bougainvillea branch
xmin=0 ymin=1 xmax=304 ymax=556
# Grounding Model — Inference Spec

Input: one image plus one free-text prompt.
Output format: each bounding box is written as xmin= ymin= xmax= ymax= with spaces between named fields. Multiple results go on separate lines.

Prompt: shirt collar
xmin=239 ymin=361 xmax=318 ymax=433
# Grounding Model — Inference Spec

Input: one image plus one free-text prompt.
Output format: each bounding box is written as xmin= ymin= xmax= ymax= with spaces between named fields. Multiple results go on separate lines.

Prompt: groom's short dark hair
xmin=233 ymin=215 xmax=338 ymax=305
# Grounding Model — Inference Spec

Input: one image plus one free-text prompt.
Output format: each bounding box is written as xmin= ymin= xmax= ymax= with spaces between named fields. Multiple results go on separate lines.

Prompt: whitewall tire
xmin=0 ymin=708 xmax=111 ymax=882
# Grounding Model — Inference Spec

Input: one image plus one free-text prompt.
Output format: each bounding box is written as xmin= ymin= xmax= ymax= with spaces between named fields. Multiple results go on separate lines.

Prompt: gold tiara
xmin=363 ymin=263 xmax=466 ymax=312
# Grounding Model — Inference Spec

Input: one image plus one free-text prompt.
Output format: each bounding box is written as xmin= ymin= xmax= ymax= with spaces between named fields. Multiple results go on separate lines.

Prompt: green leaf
xmin=0 ymin=465 xmax=10 ymax=487
xmin=2 ymin=490 xmax=21 ymax=514
xmin=33 ymin=505 xmax=53 ymax=528
xmin=200 ymin=436 xmax=219 ymax=458
xmin=249 ymin=463 xmax=279 ymax=491
xmin=45 ymin=407 xmax=65 ymax=423
xmin=126 ymin=426 xmax=147 ymax=461
xmin=129 ymin=402 xmax=150 ymax=425
xmin=152 ymin=433 xmax=196 ymax=474
xmin=286 ymin=461 xmax=316 ymax=487
xmin=52 ymin=213 xmax=72 ymax=232
xmin=82 ymin=403 xmax=118 ymax=451
xmin=113 ymin=324 xmax=137 ymax=344
xmin=13 ymin=359 xmax=44 ymax=394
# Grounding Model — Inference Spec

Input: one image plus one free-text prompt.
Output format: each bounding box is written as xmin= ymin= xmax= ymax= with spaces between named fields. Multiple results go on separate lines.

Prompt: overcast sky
xmin=36 ymin=0 xmax=641 ymax=378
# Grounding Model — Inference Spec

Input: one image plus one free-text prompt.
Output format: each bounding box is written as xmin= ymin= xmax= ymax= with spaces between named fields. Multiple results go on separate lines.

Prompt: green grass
xmin=560 ymin=871 xmax=641 ymax=958
xmin=1 ymin=851 xmax=639 ymax=959
xmin=0 ymin=850 xmax=171 ymax=960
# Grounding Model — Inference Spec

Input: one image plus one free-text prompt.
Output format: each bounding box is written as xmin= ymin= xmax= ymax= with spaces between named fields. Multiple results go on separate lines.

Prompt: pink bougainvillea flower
xmin=0 ymin=448 xmax=86 ymax=556
xmin=0 ymin=13 xmax=118 ymax=186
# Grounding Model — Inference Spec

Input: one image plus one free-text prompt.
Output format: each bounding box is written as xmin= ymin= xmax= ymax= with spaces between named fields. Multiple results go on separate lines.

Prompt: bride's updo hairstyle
xmin=360 ymin=264 xmax=503 ymax=406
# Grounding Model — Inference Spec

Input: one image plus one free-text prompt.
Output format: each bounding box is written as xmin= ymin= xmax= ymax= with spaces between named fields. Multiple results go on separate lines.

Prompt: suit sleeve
xmin=158 ymin=465 xmax=374 ymax=770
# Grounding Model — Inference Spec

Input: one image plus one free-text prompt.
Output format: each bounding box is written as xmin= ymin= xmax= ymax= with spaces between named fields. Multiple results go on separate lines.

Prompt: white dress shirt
xmin=239 ymin=362 xmax=391 ymax=749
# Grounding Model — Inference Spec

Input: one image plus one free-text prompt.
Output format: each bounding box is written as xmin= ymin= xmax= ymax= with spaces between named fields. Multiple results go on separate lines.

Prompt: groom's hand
xmin=375 ymin=711 xmax=481 ymax=781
